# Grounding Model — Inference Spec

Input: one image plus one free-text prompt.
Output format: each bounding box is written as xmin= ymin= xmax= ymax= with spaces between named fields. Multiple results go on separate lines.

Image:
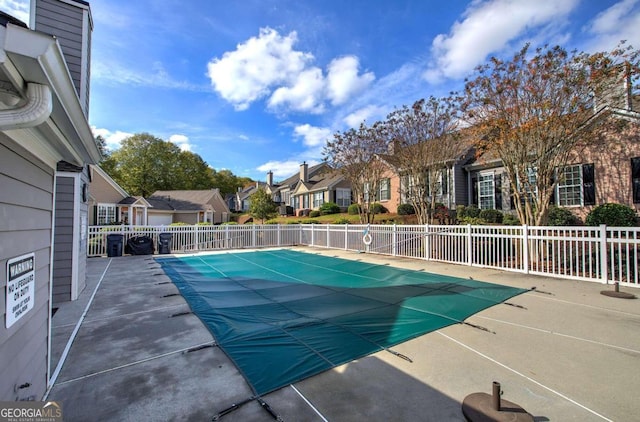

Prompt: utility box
xmin=158 ymin=233 xmax=172 ymax=254
xmin=106 ymin=234 xmax=123 ymax=257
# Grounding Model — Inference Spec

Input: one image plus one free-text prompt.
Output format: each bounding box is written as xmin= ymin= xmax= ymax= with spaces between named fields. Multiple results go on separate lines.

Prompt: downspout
xmin=0 ymin=80 xmax=54 ymax=393
xmin=0 ymin=82 xmax=52 ymax=130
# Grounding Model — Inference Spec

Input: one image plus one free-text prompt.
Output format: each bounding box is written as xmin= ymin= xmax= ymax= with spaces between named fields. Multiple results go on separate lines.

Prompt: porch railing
xmin=87 ymin=223 xmax=640 ymax=288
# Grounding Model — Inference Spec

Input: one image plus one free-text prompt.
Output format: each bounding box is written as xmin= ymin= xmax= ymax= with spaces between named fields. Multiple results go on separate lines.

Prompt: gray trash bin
xmin=158 ymin=233 xmax=172 ymax=254
xmin=106 ymin=234 xmax=123 ymax=257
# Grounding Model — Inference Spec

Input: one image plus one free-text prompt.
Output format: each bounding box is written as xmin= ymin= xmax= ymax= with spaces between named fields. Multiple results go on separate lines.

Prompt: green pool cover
xmin=157 ymin=249 xmax=526 ymax=395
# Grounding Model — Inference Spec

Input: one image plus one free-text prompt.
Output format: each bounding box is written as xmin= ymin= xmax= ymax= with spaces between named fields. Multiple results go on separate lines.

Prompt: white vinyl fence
xmin=88 ymin=224 xmax=640 ymax=287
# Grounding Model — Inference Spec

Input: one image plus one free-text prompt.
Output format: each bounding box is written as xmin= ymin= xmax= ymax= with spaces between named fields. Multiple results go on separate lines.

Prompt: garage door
xmin=148 ymin=214 xmax=173 ymax=226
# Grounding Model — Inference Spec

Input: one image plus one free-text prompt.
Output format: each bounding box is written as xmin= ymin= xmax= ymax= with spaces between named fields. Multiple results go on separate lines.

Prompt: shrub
xmin=169 ymin=222 xmax=189 ymax=226
xmin=347 ymin=204 xmax=361 ymax=215
xmin=456 ymin=205 xmax=467 ymax=219
xmin=479 ymin=209 xmax=503 ymax=224
xmin=547 ymin=206 xmax=581 ymax=226
xmin=309 ymin=210 xmax=321 ymax=217
xmin=333 ymin=217 xmax=351 ymax=224
xmin=465 ymin=205 xmax=481 ymax=218
xmin=502 ymin=214 xmax=520 ymax=225
xmin=459 ymin=216 xmax=486 ymax=225
xmin=586 ymin=203 xmax=637 ymax=227
xmin=319 ymin=202 xmax=341 ymax=215
xmin=265 ymin=219 xmax=279 ymax=224
xmin=397 ymin=203 xmax=416 ymax=215
xmin=221 ymin=221 xmax=238 ymax=225
xmin=371 ymin=203 xmax=388 ymax=214
xmin=432 ymin=203 xmax=449 ymax=221
xmin=301 ymin=219 xmax=320 ymax=224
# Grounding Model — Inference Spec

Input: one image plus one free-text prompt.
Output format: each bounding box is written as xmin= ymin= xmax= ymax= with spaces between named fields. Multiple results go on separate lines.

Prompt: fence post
xmin=277 ymin=224 xmax=281 ymax=246
xmin=327 ymin=224 xmax=330 ymax=249
xmin=344 ymin=224 xmax=348 ymax=250
xmin=522 ymin=224 xmax=529 ymax=274
xmin=194 ymin=224 xmax=199 ymax=251
xmin=392 ymin=225 xmax=397 ymax=257
xmin=467 ymin=224 xmax=473 ymax=266
xmin=311 ymin=224 xmax=315 ymax=247
xmin=425 ymin=224 xmax=431 ymax=261
xmin=252 ymin=224 xmax=257 ymax=248
xmin=600 ymin=224 xmax=608 ymax=284
xmin=225 ymin=224 xmax=230 ymax=248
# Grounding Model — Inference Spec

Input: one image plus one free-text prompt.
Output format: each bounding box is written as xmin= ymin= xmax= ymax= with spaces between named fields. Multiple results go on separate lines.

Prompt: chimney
xmin=300 ymin=162 xmax=308 ymax=183
xmin=593 ymin=62 xmax=633 ymax=112
xmin=31 ymin=0 xmax=93 ymax=118
xmin=266 ymin=171 xmax=273 ymax=187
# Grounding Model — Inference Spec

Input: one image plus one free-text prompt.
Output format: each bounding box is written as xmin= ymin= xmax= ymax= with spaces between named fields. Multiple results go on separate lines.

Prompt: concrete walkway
xmin=47 ymin=247 xmax=640 ymax=421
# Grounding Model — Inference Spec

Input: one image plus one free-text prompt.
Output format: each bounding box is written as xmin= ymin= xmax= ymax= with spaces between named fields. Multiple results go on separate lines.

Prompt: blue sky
xmin=2 ymin=0 xmax=639 ymax=181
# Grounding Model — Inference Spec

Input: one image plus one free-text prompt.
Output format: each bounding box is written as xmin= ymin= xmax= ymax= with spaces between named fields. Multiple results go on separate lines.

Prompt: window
xmin=313 ymin=192 xmax=324 ymax=208
xmin=293 ymin=196 xmax=300 ymax=209
xmin=363 ymin=183 xmax=370 ymax=202
xmin=478 ymin=174 xmax=495 ymax=210
xmin=336 ymin=188 xmax=351 ymax=207
xmin=303 ymin=194 xmax=309 ymax=209
xmin=97 ymin=204 xmax=117 ymax=224
xmin=379 ymin=178 xmax=391 ymax=201
xmin=557 ymin=165 xmax=582 ymax=206
xmin=632 ymin=158 xmax=640 ymax=203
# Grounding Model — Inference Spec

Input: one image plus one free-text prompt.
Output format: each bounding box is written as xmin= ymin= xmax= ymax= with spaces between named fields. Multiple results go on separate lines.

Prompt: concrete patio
xmin=47 ymin=246 xmax=640 ymax=421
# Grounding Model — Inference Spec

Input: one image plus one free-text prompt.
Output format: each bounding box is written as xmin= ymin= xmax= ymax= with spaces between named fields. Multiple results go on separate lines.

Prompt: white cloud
xmin=343 ymin=105 xmax=387 ymax=128
xmin=585 ymin=0 xmax=640 ymax=52
xmin=92 ymin=61 xmax=206 ymax=91
xmin=257 ymin=159 xmax=320 ymax=179
xmin=326 ymin=56 xmax=375 ymax=105
xmin=0 ymin=0 xmax=29 ymax=25
xmin=168 ymin=134 xmax=193 ymax=152
xmin=268 ymin=68 xmax=326 ymax=113
xmin=207 ymin=27 xmax=312 ymax=110
xmin=91 ymin=127 xmax=133 ymax=151
xmin=424 ymin=0 xmax=579 ymax=82
xmin=293 ymin=124 xmax=332 ymax=148
xmin=207 ymin=27 xmax=375 ymax=113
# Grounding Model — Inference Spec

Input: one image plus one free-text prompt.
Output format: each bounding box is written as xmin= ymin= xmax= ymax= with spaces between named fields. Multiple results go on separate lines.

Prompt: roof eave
xmin=1 ymin=23 xmax=101 ymax=166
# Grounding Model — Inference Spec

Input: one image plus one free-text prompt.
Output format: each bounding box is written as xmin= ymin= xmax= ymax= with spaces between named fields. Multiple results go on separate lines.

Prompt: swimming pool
xmin=157 ymin=249 xmax=527 ymax=395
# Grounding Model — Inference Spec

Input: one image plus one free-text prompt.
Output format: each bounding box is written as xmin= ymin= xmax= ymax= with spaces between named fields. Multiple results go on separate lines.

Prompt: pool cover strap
xmin=158 ymin=250 xmax=527 ymax=396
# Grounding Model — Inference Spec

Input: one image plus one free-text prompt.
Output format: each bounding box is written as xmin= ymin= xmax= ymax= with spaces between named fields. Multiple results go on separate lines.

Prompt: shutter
xmin=582 ymin=163 xmax=596 ymax=206
xmin=471 ymin=175 xmax=478 ymax=206
xmin=632 ymin=157 xmax=640 ymax=203
xmin=494 ymin=174 xmax=502 ymax=210
xmin=92 ymin=205 xmax=97 ymax=225
xmin=441 ymin=169 xmax=448 ymax=195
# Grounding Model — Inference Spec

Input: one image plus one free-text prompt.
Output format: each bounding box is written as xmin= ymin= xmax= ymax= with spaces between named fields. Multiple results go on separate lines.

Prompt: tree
xmin=463 ymin=43 xmax=639 ymax=225
xmin=95 ymin=134 xmax=108 ymax=159
xmin=211 ymin=169 xmax=253 ymax=196
xmin=102 ymin=133 xmax=214 ymax=196
xmin=324 ymin=122 xmax=389 ymax=224
xmin=386 ymin=96 xmax=465 ymax=224
xmin=249 ymin=187 xmax=278 ymax=223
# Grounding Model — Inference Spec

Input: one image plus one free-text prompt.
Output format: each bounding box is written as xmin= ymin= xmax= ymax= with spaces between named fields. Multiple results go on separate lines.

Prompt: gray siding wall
xmin=52 ymin=176 xmax=73 ymax=304
xmin=34 ymin=0 xmax=91 ymax=115
xmin=0 ymin=134 xmax=54 ymax=400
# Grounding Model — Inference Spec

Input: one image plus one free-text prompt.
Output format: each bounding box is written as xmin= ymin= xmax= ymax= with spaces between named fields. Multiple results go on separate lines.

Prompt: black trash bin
xmin=158 ymin=233 xmax=172 ymax=254
xmin=126 ymin=235 xmax=155 ymax=255
xmin=106 ymin=234 xmax=123 ymax=257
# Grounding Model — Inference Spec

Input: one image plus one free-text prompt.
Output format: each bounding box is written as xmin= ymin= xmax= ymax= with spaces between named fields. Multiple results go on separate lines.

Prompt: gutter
xmin=0 ymin=82 xmax=52 ymax=130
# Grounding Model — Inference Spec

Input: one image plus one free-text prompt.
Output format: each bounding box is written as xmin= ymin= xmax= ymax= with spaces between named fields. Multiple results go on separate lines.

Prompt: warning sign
xmin=6 ymin=253 xmax=35 ymax=328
